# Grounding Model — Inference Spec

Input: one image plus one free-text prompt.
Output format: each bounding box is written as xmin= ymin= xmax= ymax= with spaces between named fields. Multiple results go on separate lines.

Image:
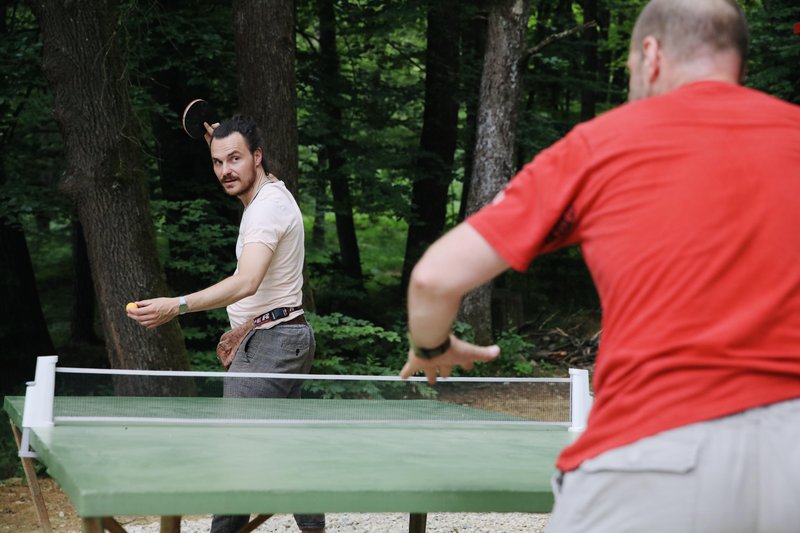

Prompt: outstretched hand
xmin=126 ymin=297 xmax=180 ymax=329
xmin=400 ymin=335 xmax=501 ymax=384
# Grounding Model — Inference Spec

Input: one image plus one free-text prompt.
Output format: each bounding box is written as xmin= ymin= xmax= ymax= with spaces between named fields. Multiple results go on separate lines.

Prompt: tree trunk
xmin=69 ymin=219 xmax=100 ymax=345
xmin=26 ymin=0 xmax=190 ymax=388
xmin=0 ymin=0 xmax=56 ymax=394
xmin=458 ymin=5 xmax=489 ymax=223
xmin=311 ymin=179 xmax=327 ymax=249
xmin=233 ymin=0 xmax=299 ymax=196
xmin=233 ymin=0 xmax=317 ymax=311
xmin=460 ymin=0 xmax=531 ymax=345
xmin=0 ymin=220 xmax=56 ymax=394
xmin=317 ymin=0 xmax=363 ymax=284
xmin=401 ymin=0 xmax=461 ymax=292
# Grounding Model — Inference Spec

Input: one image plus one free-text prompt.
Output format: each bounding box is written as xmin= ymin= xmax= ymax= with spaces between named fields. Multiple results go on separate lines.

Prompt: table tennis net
xmin=47 ymin=368 xmax=574 ymax=427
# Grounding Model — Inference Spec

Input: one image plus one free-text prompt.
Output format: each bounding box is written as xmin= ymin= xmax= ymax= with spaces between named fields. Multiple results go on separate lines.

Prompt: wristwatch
xmin=178 ymin=296 xmax=189 ymax=315
xmin=408 ymin=333 xmax=451 ymax=360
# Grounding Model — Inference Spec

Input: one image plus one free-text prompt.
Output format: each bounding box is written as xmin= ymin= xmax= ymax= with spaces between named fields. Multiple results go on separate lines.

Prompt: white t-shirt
xmin=226 ymin=181 xmax=305 ymax=329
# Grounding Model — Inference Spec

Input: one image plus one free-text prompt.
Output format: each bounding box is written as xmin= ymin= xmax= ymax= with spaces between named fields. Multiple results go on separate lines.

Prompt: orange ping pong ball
xmin=126 ymin=302 xmax=138 ymax=311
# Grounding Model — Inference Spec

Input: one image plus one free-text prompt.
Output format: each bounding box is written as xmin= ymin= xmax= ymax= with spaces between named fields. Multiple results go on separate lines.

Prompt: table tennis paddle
xmin=794 ymin=22 xmax=800 ymax=35
xmin=182 ymin=99 xmax=219 ymax=140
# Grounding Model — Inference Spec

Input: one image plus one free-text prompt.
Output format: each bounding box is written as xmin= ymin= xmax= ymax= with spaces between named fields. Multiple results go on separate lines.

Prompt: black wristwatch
xmin=408 ymin=334 xmax=451 ymax=360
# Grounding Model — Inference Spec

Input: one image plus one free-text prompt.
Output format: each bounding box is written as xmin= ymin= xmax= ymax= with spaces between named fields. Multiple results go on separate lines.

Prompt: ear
xmin=641 ymin=36 xmax=662 ymax=84
xmin=253 ymin=147 xmax=263 ymax=168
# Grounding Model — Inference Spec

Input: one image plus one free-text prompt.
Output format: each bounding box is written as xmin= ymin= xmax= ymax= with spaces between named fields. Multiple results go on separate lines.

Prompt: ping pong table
xmin=6 ymin=357 xmax=589 ymax=533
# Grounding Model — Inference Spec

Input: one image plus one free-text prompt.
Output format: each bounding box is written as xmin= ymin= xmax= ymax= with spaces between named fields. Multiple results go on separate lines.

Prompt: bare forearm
xmin=183 ymin=274 xmax=257 ymax=314
xmin=128 ymin=243 xmax=272 ymax=329
xmin=407 ymin=271 xmax=461 ymax=348
xmin=407 ymin=223 xmax=509 ymax=347
xmin=402 ymin=223 xmax=509 ymax=382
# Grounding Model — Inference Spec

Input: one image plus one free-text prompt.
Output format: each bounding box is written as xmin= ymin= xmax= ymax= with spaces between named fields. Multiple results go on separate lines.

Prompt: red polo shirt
xmin=468 ymin=81 xmax=800 ymax=471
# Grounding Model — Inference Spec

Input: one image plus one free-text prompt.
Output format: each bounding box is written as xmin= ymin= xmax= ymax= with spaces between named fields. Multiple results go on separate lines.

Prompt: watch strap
xmin=408 ymin=334 xmax=451 ymax=360
xmin=178 ymin=296 xmax=189 ymax=315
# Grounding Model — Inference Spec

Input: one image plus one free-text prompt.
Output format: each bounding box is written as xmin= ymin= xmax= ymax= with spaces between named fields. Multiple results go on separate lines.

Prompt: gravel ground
xmin=99 ymin=512 xmax=550 ymax=533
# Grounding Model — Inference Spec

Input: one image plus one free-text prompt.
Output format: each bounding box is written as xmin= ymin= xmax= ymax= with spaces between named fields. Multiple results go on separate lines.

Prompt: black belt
xmin=253 ymin=306 xmax=303 ymax=327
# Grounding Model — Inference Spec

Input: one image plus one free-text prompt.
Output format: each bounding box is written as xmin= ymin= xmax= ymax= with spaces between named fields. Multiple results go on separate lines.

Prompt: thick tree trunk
xmin=401 ymin=0 xmax=461 ymax=291
xmin=233 ymin=0 xmax=299 ymax=196
xmin=460 ymin=0 xmax=531 ymax=345
xmin=26 ymin=0 xmax=190 ymax=387
xmin=0 ymin=220 xmax=56 ymax=394
xmin=69 ymin=219 xmax=99 ymax=345
xmin=232 ymin=0 xmax=317 ymax=311
xmin=318 ymin=0 xmax=363 ymax=284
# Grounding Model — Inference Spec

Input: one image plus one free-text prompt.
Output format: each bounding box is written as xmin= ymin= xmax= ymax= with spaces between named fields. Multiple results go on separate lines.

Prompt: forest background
xmin=1 ymin=0 xmax=798 ymax=476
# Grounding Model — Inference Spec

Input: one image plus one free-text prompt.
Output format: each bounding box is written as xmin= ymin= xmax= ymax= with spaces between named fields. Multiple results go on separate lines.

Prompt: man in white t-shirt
xmin=128 ymin=115 xmax=324 ymax=533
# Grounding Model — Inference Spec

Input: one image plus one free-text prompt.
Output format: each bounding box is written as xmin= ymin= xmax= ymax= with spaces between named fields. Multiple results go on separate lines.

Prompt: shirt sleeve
xmin=241 ymin=195 xmax=289 ymax=252
xmin=467 ymin=127 xmax=591 ymax=271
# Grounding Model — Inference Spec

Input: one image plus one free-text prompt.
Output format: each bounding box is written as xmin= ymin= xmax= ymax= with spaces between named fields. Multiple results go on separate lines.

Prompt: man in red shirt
xmin=401 ymin=0 xmax=800 ymax=530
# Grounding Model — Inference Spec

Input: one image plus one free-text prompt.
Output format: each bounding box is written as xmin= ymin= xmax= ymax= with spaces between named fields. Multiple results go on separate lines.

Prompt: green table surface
xmin=5 ymin=395 xmax=571 ymax=518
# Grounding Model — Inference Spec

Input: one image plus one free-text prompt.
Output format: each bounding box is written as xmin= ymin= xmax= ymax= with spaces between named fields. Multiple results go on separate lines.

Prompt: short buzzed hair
xmin=632 ymin=0 xmax=748 ymax=69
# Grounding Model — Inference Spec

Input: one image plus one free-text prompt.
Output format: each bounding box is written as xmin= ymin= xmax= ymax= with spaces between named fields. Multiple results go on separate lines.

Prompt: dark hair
xmin=211 ymin=114 xmax=270 ymax=172
xmin=632 ymin=0 xmax=748 ymax=74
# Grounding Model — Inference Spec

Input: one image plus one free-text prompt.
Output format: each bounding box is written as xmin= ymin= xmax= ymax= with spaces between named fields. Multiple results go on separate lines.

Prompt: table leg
xmin=101 ymin=517 xmax=128 ymax=533
xmin=160 ymin=515 xmax=181 ymax=532
xmin=9 ymin=418 xmax=52 ymax=533
xmin=237 ymin=514 xmax=274 ymax=533
xmin=409 ymin=513 xmax=427 ymax=533
xmin=81 ymin=518 xmax=104 ymax=533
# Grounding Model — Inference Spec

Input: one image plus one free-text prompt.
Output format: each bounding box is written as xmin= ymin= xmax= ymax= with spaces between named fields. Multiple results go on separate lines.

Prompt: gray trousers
xmin=547 ymin=397 xmax=800 ymax=533
xmin=211 ymin=322 xmax=325 ymax=532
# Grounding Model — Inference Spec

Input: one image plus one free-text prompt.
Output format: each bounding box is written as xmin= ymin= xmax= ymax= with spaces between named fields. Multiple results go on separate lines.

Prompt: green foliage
xmin=188 ymin=349 xmax=225 ymax=373
xmin=745 ymin=0 xmax=800 ymax=104
xmin=296 ymin=0 xmax=424 ymax=223
xmin=1 ymin=4 xmax=66 ymax=228
xmin=308 ymin=311 xmax=404 ymax=367
xmin=305 ymin=209 xmax=405 ymax=321
xmin=494 ymin=330 xmax=538 ymax=375
xmin=152 ymin=199 xmax=238 ymax=282
xmin=449 ymin=323 xmax=540 ymax=377
xmin=303 ymin=312 xmax=439 ymax=398
xmin=120 ymin=0 xmax=237 ymax=100
xmin=0 ymin=429 xmax=22 ymax=480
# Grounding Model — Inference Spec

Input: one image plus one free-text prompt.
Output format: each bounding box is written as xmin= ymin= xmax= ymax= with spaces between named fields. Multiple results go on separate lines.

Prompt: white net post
xmin=19 ymin=355 xmax=58 ymax=458
xmin=568 ymin=368 xmax=592 ymax=433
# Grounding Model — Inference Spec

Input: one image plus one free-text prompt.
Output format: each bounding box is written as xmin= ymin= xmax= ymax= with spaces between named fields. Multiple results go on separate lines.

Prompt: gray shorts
xmin=547 ymin=397 xmax=800 ymax=533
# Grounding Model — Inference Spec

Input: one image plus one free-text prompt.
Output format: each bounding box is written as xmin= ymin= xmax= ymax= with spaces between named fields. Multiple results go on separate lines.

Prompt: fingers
xmin=424 ymin=368 xmax=438 ymax=385
xmin=400 ymin=361 xmax=415 ymax=380
xmin=462 ymin=342 xmax=501 ymax=361
xmin=203 ymin=121 xmax=220 ymax=145
xmin=125 ymin=297 xmax=176 ymax=329
xmin=404 ymin=362 xmax=453 ymax=384
xmin=400 ymin=360 xmax=451 ymax=382
xmin=126 ymin=300 xmax=145 ymax=320
xmin=399 ymin=337 xmax=501 ymax=381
